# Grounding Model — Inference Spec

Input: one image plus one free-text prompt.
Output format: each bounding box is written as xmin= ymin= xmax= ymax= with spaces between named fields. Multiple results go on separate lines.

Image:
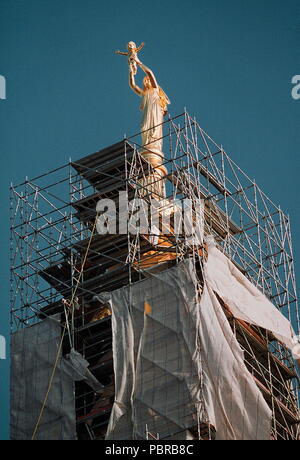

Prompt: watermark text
xmin=291 ymin=75 xmax=300 ymax=100
xmin=95 ymin=192 xmax=204 ymax=245
xmin=0 ymin=75 xmax=6 ymax=100
xmin=0 ymin=335 xmax=6 ymax=360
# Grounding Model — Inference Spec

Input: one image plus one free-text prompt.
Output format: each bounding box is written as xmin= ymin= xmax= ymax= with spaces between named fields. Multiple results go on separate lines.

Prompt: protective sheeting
xmin=204 ymin=245 xmax=299 ymax=357
xmin=106 ymin=260 xmax=202 ymax=440
xmin=11 ymin=316 xmax=103 ymax=440
xmin=62 ymin=348 xmax=103 ymax=393
xmin=199 ymin=285 xmax=271 ymax=440
xmin=106 ymin=260 xmax=272 ymax=440
xmin=11 ymin=315 xmax=76 ymax=440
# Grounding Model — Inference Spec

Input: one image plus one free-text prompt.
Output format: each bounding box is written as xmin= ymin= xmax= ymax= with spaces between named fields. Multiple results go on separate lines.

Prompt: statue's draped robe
xmin=140 ymin=88 xmax=163 ymax=152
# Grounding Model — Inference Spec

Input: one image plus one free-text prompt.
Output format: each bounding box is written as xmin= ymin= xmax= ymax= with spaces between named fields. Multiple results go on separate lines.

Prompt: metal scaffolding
xmin=10 ymin=111 xmax=300 ymax=440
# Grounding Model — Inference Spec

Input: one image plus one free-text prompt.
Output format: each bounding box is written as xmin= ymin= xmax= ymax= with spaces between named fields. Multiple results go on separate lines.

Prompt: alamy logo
xmin=0 ymin=335 xmax=6 ymax=360
xmin=0 ymin=75 xmax=6 ymax=100
xmin=95 ymin=192 xmax=204 ymax=245
xmin=291 ymin=75 xmax=300 ymax=100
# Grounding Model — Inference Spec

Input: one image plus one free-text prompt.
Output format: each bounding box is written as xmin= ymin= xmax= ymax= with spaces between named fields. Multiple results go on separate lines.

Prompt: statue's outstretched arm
xmin=138 ymin=61 xmax=158 ymax=89
xmin=115 ymin=50 xmax=128 ymax=55
xmin=136 ymin=42 xmax=145 ymax=52
xmin=129 ymin=71 xmax=143 ymax=96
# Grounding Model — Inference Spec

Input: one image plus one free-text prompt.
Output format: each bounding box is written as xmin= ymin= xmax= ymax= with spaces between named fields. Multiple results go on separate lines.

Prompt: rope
xmin=31 ymin=214 xmax=99 ymax=440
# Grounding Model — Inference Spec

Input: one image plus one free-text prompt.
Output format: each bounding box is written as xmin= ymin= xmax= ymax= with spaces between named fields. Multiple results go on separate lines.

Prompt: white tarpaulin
xmin=199 ymin=285 xmax=271 ymax=440
xmin=11 ymin=316 xmax=103 ymax=440
xmin=106 ymin=260 xmax=272 ymax=440
xmin=106 ymin=261 xmax=201 ymax=440
xmin=10 ymin=315 xmax=77 ymax=440
xmin=204 ymin=245 xmax=299 ymax=358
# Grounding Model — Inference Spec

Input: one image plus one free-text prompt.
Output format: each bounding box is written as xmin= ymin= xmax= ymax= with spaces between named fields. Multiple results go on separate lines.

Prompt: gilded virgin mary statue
xmin=128 ymin=60 xmax=170 ymax=155
xmin=119 ymin=42 xmax=170 ymax=198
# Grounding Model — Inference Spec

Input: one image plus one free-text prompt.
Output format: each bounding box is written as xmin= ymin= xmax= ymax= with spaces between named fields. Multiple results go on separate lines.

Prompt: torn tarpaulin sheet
xmin=204 ymin=245 xmax=299 ymax=358
xmin=62 ymin=348 xmax=103 ymax=393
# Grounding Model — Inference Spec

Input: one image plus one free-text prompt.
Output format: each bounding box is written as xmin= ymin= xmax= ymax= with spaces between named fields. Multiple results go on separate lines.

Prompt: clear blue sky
xmin=0 ymin=0 xmax=299 ymax=440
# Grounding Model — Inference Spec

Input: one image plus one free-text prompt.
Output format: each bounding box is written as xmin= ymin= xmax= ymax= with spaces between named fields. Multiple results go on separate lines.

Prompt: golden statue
xmin=129 ymin=59 xmax=170 ymax=155
xmin=116 ymin=43 xmax=177 ymax=264
xmin=117 ymin=42 xmax=170 ymax=198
